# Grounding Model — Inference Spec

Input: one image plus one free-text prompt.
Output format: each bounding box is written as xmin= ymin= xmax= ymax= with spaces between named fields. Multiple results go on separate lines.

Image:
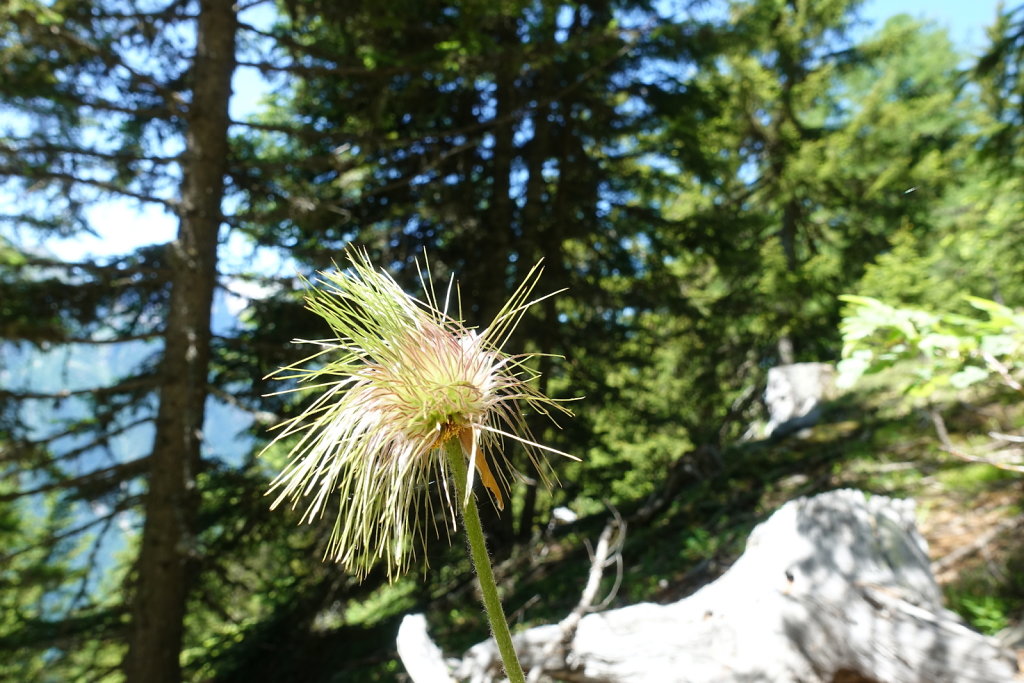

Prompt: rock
xmin=764 ymin=362 xmax=837 ymax=437
xmin=418 ymin=490 xmax=1018 ymax=683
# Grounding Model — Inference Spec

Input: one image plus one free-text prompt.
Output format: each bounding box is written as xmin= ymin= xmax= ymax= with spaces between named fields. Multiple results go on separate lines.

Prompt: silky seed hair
xmin=262 ymin=248 xmax=576 ymax=579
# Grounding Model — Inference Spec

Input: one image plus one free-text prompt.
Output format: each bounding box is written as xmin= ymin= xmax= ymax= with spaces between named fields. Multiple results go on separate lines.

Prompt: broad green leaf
xmin=949 ymin=365 xmax=990 ymax=388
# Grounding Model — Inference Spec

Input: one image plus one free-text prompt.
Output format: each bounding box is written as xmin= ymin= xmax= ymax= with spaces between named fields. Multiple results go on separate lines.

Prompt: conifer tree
xmin=1 ymin=1 xmax=238 ymax=679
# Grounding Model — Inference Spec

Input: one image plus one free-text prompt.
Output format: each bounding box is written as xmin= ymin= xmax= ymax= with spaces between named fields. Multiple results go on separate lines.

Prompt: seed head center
xmin=408 ymin=380 xmax=484 ymax=444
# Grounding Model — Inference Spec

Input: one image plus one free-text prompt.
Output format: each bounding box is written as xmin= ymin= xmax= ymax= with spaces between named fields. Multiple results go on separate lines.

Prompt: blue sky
xmin=861 ymin=0 xmax=1002 ymax=53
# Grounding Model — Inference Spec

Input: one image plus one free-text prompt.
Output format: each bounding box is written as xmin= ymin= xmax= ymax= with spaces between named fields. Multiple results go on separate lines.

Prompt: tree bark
xmin=469 ymin=18 xmax=521 ymax=552
xmin=486 ymin=17 xmax=516 ymax=275
xmin=123 ymin=1 xmax=236 ymax=680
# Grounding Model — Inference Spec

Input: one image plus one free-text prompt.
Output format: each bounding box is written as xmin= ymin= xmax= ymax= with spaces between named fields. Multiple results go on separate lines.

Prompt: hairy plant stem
xmin=445 ymin=440 xmax=526 ymax=683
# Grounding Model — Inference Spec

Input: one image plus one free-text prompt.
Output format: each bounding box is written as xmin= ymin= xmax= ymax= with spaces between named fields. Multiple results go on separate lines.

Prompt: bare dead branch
xmin=932 ymin=513 xmax=1024 ymax=578
xmin=929 ymin=409 xmax=1024 ymax=474
xmin=526 ymin=509 xmax=626 ymax=682
xmin=989 ymin=430 xmax=1024 ymax=443
xmin=207 ymin=385 xmax=278 ymax=426
xmin=981 ymin=351 xmax=1023 ymax=392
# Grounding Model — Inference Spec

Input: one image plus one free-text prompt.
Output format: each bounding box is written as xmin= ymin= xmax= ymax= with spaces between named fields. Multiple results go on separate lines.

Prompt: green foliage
xmin=935 ymin=462 xmax=1018 ymax=494
xmin=838 ymin=294 xmax=1024 ymax=396
xmin=975 ymin=3 xmax=1024 ymax=173
xmin=947 ymin=587 xmax=1012 ymax=635
xmin=656 ymin=2 xmax=976 ymax=383
xmin=0 ymin=474 xmax=127 ymax=682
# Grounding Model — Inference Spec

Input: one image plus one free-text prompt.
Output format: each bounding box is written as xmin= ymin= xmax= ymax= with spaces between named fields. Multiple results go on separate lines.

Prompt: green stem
xmin=445 ymin=440 xmax=526 ymax=683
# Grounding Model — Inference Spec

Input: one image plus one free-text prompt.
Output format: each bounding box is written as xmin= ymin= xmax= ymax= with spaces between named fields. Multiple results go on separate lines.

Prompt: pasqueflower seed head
xmin=263 ymin=248 xmax=575 ymax=579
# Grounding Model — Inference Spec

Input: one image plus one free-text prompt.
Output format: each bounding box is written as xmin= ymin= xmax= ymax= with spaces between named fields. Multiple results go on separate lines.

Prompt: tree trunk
xmin=123 ymin=1 xmax=236 ymax=680
xmin=474 ymin=19 xmax=520 ymax=552
xmin=777 ymin=198 xmax=800 ymax=364
xmin=486 ymin=17 xmax=516 ymax=273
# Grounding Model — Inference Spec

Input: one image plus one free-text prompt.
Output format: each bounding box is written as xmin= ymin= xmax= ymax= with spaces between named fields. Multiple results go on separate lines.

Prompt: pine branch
xmin=57 ymin=333 xmax=163 ymax=345
xmin=230 ymin=27 xmax=634 ymax=154
xmin=0 ymin=165 xmax=177 ymax=209
xmin=0 ymin=494 xmax=141 ymax=566
xmin=7 ymin=87 xmax=179 ymax=121
xmin=66 ymin=512 xmax=119 ymax=611
xmin=43 ymin=15 xmax=190 ymax=105
xmin=0 ymin=605 xmax=127 ymax=651
xmin=0 ymin=457 xmax=151 ymax=503
xmin=0 ymin=376 xmax=159 ymax=401
xmin=87 ymin=0 xmax=193 ymax=24
xmin=234 ymin=57 xmax=418 ymax=78
xmin=0 ymin=139 xmax=182 ymax=166
xmin=15 ymin=255 xmax=169 ymax=277
xmin=1 ymin=417 xmax=155 ymax=471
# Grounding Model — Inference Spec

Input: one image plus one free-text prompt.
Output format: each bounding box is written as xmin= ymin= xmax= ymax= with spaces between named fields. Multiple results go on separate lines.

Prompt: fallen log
xmin=401 ymin=489 xmax=1019 ymax=682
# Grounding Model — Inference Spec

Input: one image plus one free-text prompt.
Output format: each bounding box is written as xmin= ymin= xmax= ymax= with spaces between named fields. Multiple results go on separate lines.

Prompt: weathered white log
xmin=397 ymin=613 xmax=455 ymax=683
xmin=764 ymin=362 xmax=837 ymax=437
xmin=434 ymin=489 xmax=1018 ymax=682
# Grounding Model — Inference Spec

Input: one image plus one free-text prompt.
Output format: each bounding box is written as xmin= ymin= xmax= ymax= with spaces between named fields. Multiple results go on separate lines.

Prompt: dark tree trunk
xmin=487 ymin=18 xmax=516 ymax=271
xmin=123 ymin=1 xmax=236 ymax=680
xmin=777 ymin=198 xmax=799 ymax=364
xmin=475 ymin=19 xmax=520 ymax=551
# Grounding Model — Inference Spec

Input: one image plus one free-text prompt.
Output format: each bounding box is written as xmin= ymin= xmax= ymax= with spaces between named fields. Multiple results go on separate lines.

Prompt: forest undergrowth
xmin=321 ymin=380 xmax=1024 ymax=680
